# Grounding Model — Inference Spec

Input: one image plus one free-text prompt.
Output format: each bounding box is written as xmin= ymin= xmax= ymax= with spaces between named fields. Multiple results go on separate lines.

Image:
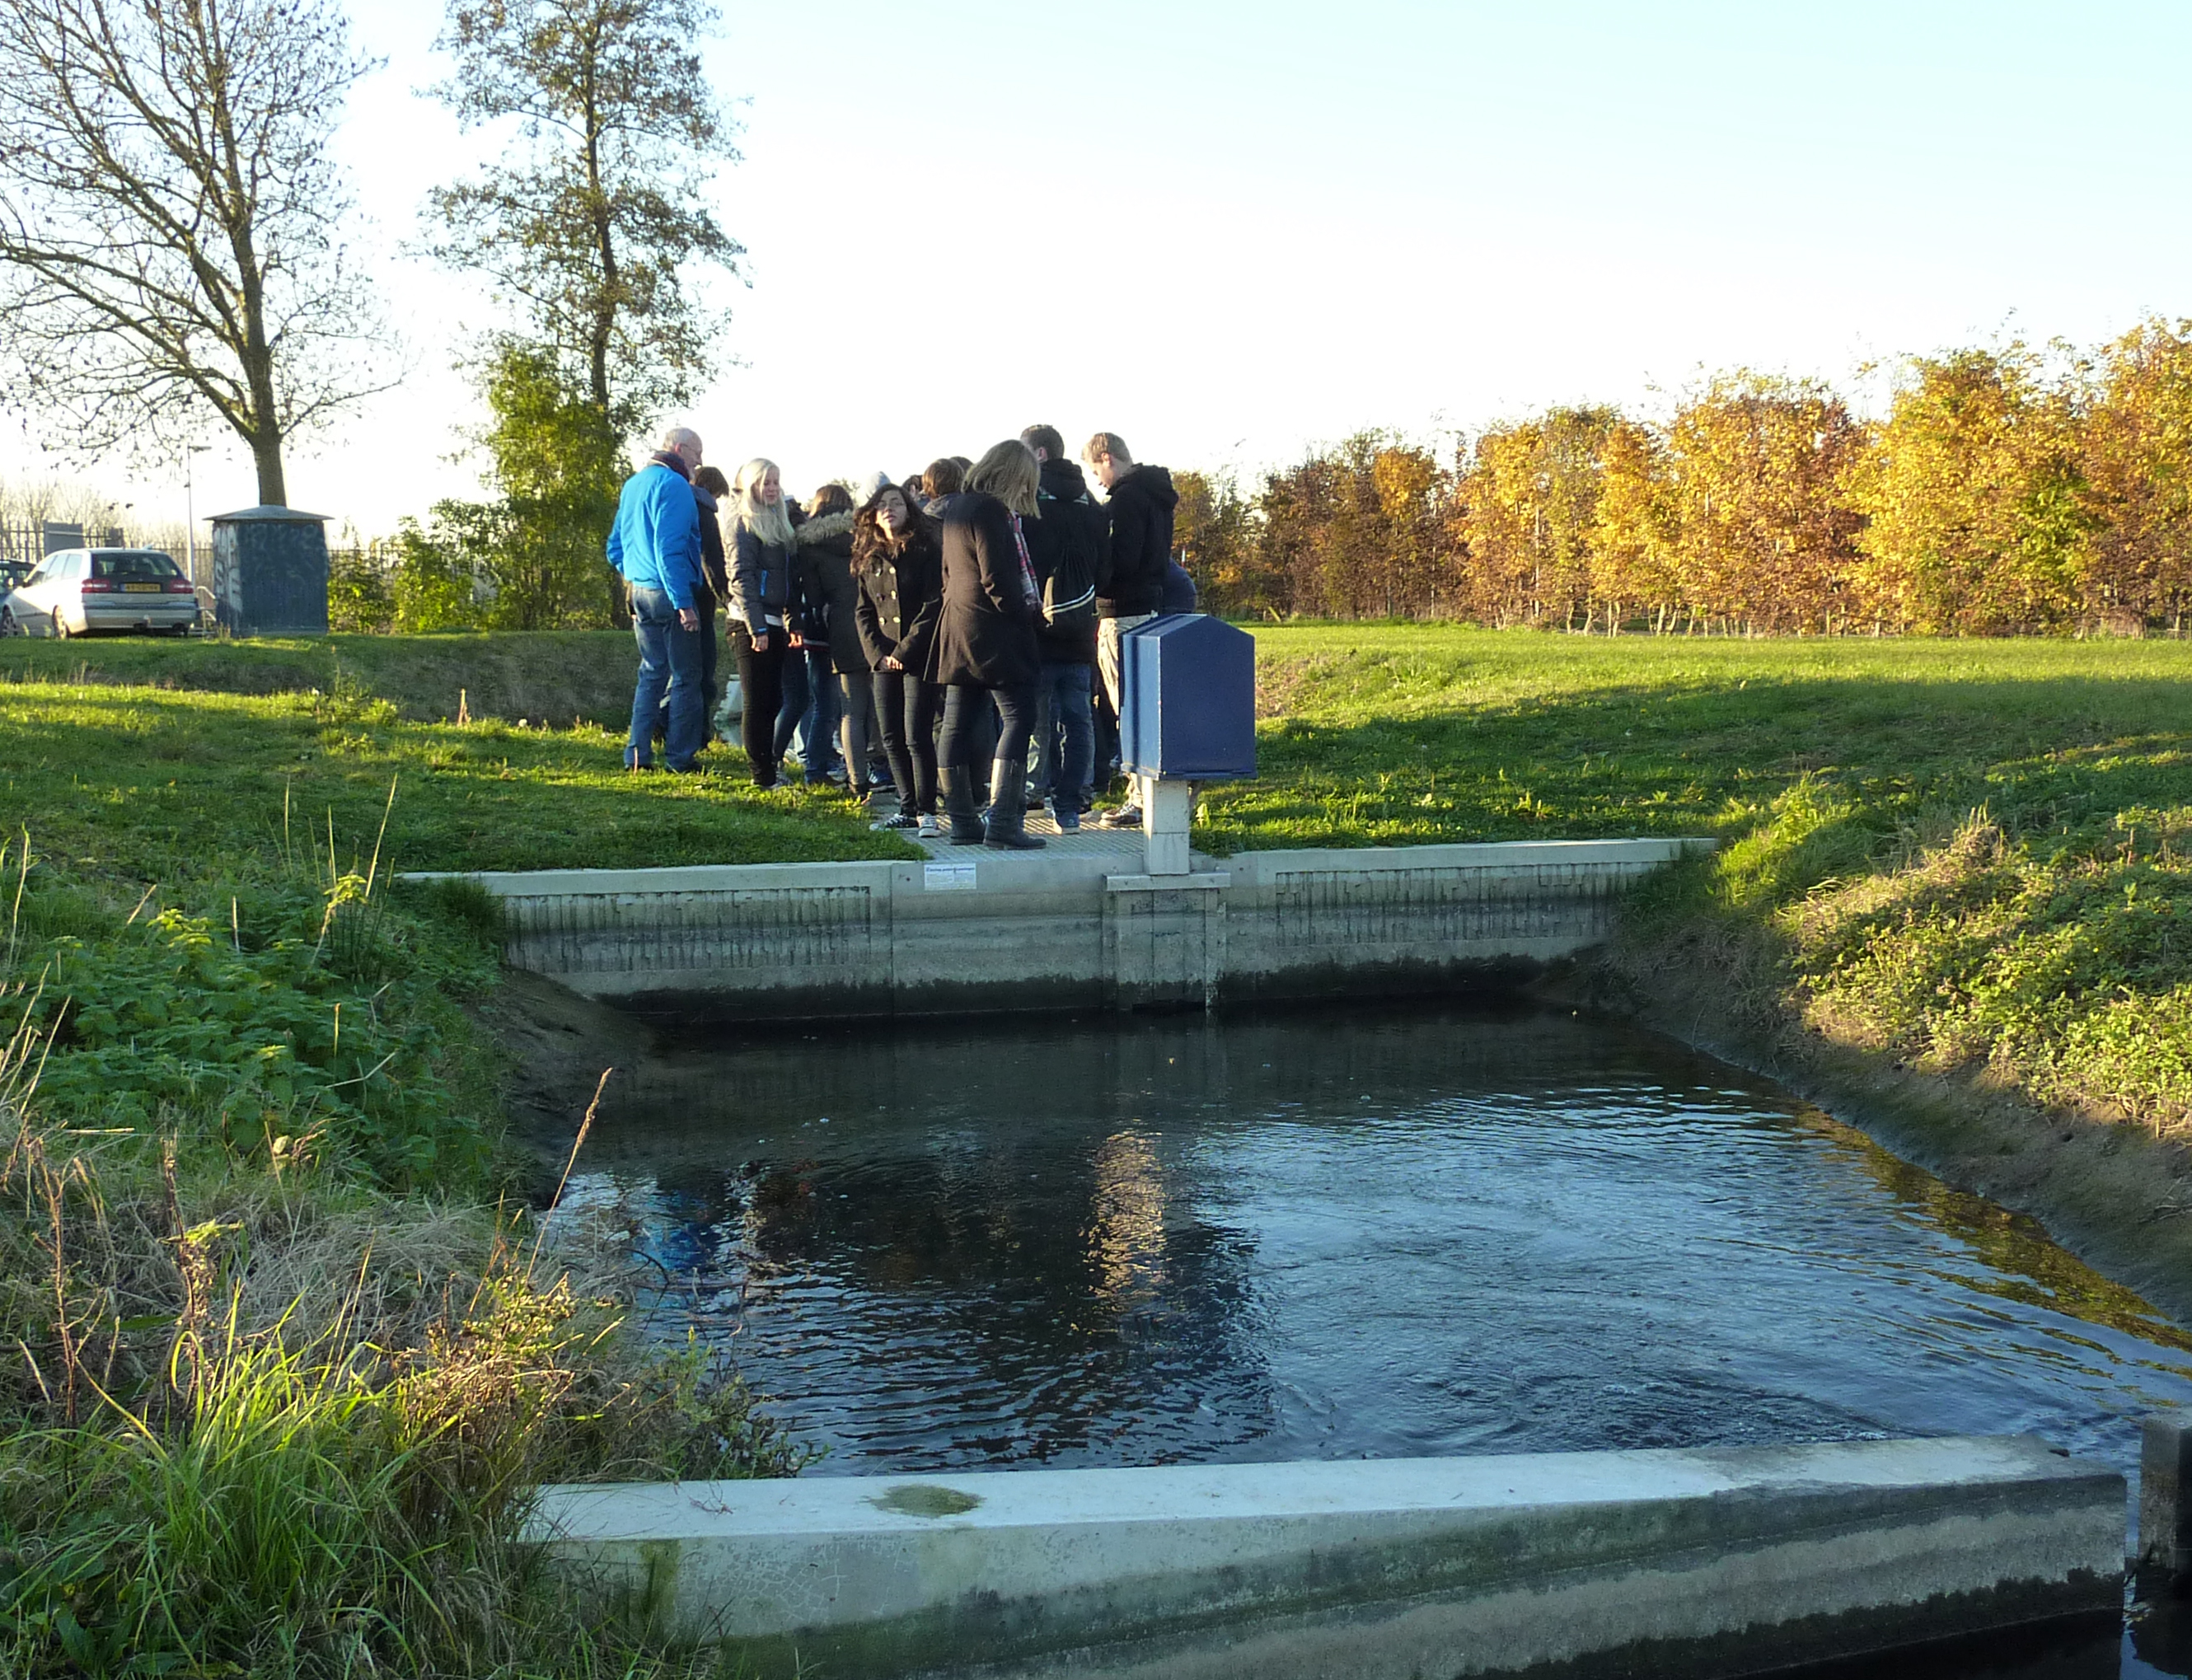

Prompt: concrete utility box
xmin=208 ymin=505 xmax=331 ymax=636
xmin=1120 ymin=615 xmax=1257 ymax=782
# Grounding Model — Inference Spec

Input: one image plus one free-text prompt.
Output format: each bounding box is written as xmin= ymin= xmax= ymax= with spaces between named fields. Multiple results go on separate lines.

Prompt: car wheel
xmin=54 ymin=617 xmax=71 ymax=639
xmin=0 ymin=607 xmax=16 ymax=638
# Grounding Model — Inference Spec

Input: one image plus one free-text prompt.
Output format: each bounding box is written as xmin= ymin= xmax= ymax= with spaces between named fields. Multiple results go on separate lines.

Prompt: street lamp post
xmin=184 ymin=446 xmax=211 ymax=586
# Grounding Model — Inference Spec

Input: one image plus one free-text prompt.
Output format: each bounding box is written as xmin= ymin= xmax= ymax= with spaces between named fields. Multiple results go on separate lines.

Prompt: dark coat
xmin=788 ymin=511 xmax=864 ymax=673
xmin=730 ymin=520 xmax=793 ymax=629
xmin=1098 ymin=464 xmax=1180 ymax=619
xmin=1160 ymin=555 xmax=1199 ymax=615
xmin=1025 ymin=458 xmax=1107 ymax=665
xmin=853 ymin=516 xmax=944 ymax=674
xmin=694 ymin=484 xmax=728 ymax=603
xmin=926 ymin=490 xmax=1041 ymax=690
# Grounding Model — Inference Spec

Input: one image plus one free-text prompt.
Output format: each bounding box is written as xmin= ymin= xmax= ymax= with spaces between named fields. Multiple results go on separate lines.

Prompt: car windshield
xmin=91 ymin=552 xmax=181 ymax=581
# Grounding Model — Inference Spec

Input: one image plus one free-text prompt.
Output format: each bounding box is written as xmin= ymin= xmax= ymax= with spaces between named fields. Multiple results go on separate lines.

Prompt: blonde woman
xmin=728 ymin=457 xmax=797 ymax=786
xmin=929 ymin=439 xmax=1046 ymax=849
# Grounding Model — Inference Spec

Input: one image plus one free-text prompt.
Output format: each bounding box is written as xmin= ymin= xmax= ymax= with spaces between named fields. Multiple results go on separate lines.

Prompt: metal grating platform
xmin=904 ymin=809 xmax=1151 ymax=861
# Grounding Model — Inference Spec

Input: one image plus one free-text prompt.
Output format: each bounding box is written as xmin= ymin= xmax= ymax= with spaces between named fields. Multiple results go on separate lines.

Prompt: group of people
xmin=605 ymin=424 xmax=1192 ymax=850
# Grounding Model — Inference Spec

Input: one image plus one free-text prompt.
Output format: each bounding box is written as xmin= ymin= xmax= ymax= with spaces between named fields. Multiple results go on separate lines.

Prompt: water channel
xmin=560 ymin=1000 xmax=2192 ymax=1678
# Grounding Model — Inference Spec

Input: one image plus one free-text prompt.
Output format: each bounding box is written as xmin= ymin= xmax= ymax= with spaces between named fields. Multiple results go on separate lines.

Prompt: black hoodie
xmin=1026 ymin=458 xmax=1108 ymax=663
xmin=1098 ymin=464 xmax=1179 ymax=619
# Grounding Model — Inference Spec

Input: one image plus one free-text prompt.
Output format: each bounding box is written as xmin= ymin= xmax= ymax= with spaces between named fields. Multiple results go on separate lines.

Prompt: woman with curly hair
xmin=851 ymin=477 xmax=945 ymax=835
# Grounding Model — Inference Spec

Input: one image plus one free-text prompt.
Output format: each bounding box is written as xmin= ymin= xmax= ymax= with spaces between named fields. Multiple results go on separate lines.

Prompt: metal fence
xmin=0 ymin=521 xmax=130 ymax=570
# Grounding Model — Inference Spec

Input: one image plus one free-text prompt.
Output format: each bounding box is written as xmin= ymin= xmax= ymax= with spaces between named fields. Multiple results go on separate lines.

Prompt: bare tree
xmin=0 ymin=0 xmax=388 ymax=507
xmin=428 ymin=0 xmax=741 ymax=435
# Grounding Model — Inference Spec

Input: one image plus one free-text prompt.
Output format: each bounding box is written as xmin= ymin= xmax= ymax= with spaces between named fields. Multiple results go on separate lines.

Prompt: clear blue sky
xmin=12 ymin=0 xmax=2190 ymax=533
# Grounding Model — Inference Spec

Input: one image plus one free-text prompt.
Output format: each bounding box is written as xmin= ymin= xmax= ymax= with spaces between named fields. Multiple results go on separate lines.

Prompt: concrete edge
xmin=522 ymin=1435 xmax=2123 ymax=1679
xmin=399 ymin=835 xmax=1720 ymax=899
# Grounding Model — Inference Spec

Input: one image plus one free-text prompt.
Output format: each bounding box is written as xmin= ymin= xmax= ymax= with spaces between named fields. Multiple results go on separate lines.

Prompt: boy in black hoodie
xmin=1083 ymin=430 xmax=1179 ymax=827
xmin=1019 ymin=424 xmax=1108 ymax=828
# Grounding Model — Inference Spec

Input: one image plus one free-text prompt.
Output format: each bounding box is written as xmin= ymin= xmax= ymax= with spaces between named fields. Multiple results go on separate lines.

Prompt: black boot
xmin=939 ymin=766 xmax=986 ymax=845
xmin=982 ymin=756 xmax=1046 ymax=850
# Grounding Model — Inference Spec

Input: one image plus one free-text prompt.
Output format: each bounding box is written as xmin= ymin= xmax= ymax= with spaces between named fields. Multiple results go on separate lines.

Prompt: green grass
xmin=0 ymin=644 xmax=918 ymax=880
xmin=1224 ymin=625 xmax=2192 ymax=1133
xmin=1217 ymin=625 xmax=2192 ymax=850
xmin=0 ymin=636 xmax=912 ymax=1184
xmin=0 ymin=628 xmax=641 ymax=724
xmin=0 ymin=633 xmax=865 ymax=1675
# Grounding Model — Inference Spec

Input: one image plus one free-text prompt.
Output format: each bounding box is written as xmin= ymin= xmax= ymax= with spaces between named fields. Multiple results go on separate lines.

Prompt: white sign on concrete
xmin=921 ymin=861 xmax=977 ymax=892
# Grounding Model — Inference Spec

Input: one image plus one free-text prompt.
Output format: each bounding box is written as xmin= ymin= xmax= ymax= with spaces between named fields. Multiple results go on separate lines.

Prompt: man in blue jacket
xmin=607 ymin=426 xmax=707 ymax=771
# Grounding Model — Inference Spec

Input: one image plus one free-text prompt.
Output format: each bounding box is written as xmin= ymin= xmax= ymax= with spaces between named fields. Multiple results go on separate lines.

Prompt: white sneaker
xmin=916 ymin=814 xmax=941 ymax=838
xmin=1098 ymin=803 xmax=1143 ymax=829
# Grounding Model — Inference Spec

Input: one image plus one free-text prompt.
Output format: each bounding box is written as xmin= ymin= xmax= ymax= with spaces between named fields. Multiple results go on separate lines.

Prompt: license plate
xmin=122 ymin=582 xmax=161 ymax=592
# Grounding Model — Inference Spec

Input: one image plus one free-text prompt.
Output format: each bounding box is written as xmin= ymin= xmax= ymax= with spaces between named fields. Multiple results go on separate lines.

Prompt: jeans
xmin=1031 ymin=661 xmax=1094 ymax=810
xmin=661 ymin=591 xmax=722 ymax=744
xmin=1094 ymin=679 xmax=1121 ymax=789
xmin=941 ymin=681 xmax=1033 ymax=809
xmin=627 ymin=586 xmax=705 ymax=770
xmin=729 ymin=620 xmax=785 ymax=784
xmin=872 ymin=667 xmax=940 ymax=814
xmin=964 ymin=690 xmax=999 ymax=803
xmin=696 ymin=590 xmax=720 ymax=736
xmin=838 ymin=671 xmax=882 ymax=793
xmin=772 ymin=645 xmax=843 ymax=775
xmin=774 ymin=645 xmax=809 ymax=763
xmin=795 ymin=648 xmax=842 ymax=778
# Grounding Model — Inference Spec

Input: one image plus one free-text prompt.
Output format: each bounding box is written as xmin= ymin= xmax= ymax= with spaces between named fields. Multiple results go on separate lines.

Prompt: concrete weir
xmin=419 ymin=836 xmax=1712 ymax=1019
xmin=527 ymin=1436 xmax=2123 ymax=1678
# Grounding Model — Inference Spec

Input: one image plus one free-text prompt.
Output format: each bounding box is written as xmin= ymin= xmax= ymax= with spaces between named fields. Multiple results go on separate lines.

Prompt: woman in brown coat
xmin=851 ymin=480 xmax=944 ymax=834
xmin=927 ymin=440 xmax=1045 ymax=849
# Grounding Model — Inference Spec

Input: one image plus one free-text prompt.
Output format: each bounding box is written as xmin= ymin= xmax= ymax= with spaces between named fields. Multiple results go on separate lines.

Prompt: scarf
xmin=1007 ymin=512 xmax=1040 ymax=610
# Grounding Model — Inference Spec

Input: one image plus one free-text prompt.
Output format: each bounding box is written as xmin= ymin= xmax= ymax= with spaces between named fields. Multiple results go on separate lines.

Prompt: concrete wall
xmin=527 ymin=1435 xmax=2123 ymax=1679
xmin=421 ymin=837 xmax=1711 ymax=1021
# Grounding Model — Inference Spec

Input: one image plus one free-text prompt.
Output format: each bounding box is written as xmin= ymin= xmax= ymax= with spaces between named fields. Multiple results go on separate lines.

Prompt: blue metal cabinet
xmin=208 ymin=505 xmax=331 ymax=636
xmin=1120 ymin=615 xmax=1257 ymax=781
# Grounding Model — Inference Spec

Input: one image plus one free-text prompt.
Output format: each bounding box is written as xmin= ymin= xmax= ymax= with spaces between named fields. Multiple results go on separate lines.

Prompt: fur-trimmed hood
xmin=797 ymin=509 xmax=857 ymax=548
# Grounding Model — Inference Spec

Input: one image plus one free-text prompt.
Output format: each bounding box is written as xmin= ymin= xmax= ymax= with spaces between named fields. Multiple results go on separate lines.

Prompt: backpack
xmin=1037 ymin=491 xmax=1099 ymax=633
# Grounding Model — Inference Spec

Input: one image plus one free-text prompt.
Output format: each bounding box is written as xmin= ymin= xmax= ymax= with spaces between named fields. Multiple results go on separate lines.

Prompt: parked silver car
xmin=3 ymin=548 xmax=200 ymax=638
xmin=0 ymin=562 xmax=28 ymax=635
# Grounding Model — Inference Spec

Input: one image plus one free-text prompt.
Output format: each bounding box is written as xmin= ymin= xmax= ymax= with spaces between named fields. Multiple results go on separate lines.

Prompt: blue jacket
xmin=606 ymin=461 xmax=703 ymax=611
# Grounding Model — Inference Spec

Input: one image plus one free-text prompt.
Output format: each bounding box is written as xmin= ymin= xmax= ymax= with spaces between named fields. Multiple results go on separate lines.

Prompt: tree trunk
xmin=251 ymin=433 xmax=287 ymax=507
xmin=583 ymin=86 xmax=618 ymax=422
xmin=236 ymin=219 xmax=286 ymax=504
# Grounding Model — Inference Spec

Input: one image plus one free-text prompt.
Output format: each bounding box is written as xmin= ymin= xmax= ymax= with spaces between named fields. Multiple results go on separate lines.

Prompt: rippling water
xmin=555 ymin=1000 xmax=2192 ymax=1677
xmin=559 ymin=1001 xmax=2192 ymax=1494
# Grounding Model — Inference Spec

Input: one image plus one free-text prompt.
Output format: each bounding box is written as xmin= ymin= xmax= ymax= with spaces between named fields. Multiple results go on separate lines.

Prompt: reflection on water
xmin=555 ymin=1001 xmax=2192 ymax=1676
xmin=559 ymin=1001 xmax=2192 ymax=1495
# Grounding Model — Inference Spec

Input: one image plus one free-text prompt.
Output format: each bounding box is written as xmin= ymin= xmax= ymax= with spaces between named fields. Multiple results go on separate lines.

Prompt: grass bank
xmin=0 ymin=628 xmax=641 ymax=725
xmin=1225 ymin=625 xmax=2192 ymax=1315
xmin=0 ymin=634 xmax=902 ymax=1675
